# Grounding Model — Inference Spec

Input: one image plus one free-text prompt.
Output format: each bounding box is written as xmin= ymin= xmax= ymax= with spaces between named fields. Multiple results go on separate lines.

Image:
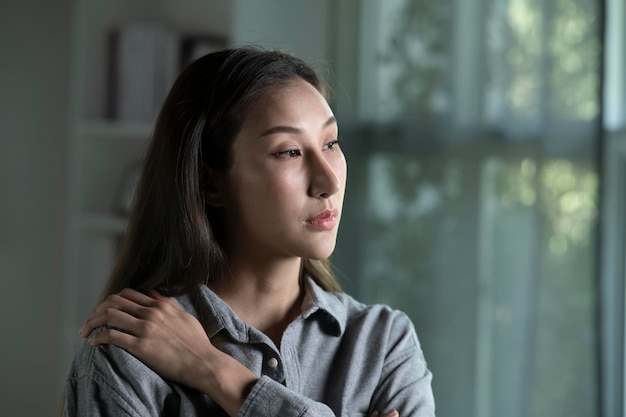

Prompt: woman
xmin=63 ymin=48 xmax=435 ymax=416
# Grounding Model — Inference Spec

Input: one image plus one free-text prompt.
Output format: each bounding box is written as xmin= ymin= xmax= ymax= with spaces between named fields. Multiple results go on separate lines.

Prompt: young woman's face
xmin=221 ymin=78 xmax=347 ymax=263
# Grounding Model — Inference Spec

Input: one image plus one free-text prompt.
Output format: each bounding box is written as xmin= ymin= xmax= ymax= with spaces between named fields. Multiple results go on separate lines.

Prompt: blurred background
xmin=1 ymin=0 xmax=624 ymax=416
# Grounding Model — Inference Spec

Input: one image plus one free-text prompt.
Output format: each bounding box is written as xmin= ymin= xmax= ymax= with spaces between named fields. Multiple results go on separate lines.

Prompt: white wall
xmin=0 ymin=0 xmax=71 ymax=415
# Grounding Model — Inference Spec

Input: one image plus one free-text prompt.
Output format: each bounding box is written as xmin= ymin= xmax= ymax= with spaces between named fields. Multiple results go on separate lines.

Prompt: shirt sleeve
xmin=62 ymin=341 xmax=181 ymax=417
xmin=237 ymin=376 xmax=336 ymax=417
xmin=369 ymin=311 xmax=436 ymax=417
xmin=63 ymin=372 xmax=142 ymax=417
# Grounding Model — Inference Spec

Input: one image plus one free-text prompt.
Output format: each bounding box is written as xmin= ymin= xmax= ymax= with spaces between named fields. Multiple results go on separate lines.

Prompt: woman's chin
xmin=305 ymin=243 xmax=337 ymax=261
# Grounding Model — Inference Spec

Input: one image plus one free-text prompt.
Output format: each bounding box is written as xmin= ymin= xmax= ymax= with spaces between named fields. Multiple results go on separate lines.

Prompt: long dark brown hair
xmin=102 ymin=48 xmax=341 ymax=298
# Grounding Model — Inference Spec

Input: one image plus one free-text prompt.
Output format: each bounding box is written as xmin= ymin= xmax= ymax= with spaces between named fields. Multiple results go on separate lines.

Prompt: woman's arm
xmin=367 ymin=311 xmax=435 ymax=416
xmin=82 ymin=289 xmax=257 ymax=417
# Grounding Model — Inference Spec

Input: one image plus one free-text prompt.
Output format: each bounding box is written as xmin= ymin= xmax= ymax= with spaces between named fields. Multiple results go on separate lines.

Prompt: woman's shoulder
xmin=66 ymin=327 xmax=179 ymax=415
xmin=326 ymin=291 xmax=419 ymax=345
xmin=333 ymin=290 xmax=412 ymax=320
xmin=69 ymin=328 xmax=161 ymax=383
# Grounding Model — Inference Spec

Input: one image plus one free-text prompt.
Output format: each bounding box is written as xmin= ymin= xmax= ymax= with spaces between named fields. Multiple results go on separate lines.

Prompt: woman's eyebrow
xmin=259 ymin=116 xmax=337 ymax=137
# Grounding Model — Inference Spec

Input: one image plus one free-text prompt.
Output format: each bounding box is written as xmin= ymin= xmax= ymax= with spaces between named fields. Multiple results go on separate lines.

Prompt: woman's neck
xmin=209 ymin=257 xmax=304 ymax=347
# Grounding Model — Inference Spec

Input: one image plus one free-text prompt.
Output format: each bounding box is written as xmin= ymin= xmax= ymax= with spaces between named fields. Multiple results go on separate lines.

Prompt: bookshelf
xmin=61 ymin=0 xmax=232 ymax=375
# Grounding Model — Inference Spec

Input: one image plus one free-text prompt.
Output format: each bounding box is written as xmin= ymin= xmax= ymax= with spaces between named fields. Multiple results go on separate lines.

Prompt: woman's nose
xmin=307 ymin=152 xmax=342 ymax=198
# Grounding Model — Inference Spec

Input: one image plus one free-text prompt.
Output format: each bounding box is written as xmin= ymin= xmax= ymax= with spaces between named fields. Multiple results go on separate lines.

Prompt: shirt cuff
xmin=237 ymin=375 xmax=335 ymax=417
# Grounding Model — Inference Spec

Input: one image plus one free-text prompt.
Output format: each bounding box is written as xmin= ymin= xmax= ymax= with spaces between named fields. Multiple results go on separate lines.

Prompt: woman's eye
xmin=272 ymin=149 xmax=302 ymax=159
xmin=323 ymin=138 xmax=341 ymax=150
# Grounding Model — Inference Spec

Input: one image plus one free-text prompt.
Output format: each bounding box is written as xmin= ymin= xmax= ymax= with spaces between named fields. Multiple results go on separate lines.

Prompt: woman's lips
xmin=306 ymin=209 xmax=337 ymax=231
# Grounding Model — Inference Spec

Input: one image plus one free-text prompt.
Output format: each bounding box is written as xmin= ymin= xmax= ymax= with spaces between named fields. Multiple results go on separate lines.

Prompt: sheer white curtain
xmin=329 ymin=1 xmax=602 ymax=416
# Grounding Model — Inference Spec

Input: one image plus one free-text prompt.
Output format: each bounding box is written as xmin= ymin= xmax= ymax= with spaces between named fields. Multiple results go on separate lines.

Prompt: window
xmin=330 ymin=0 xmax=605 ymax=415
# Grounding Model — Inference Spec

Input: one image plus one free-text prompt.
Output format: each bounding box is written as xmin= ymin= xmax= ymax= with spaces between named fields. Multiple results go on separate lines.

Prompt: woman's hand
xmin=80 ymin=288 xmax=258 ymax=417
xmin=81 ymin=288 xmax=214 ymax=388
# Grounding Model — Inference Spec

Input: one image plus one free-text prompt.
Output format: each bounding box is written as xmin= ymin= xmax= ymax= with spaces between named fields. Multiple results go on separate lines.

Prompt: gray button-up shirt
xmin=63 ymin=277 xmax=435 ymax=416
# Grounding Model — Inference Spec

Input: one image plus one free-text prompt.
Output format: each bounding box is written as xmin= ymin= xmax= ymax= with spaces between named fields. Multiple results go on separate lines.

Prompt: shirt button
xmin=267 ymin=357 xmax=279 ymax=368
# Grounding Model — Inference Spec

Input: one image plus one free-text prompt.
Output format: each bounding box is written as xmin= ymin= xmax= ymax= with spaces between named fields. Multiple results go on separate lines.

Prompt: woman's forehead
xmin=243 ymin=80 xmax=333 ymax=129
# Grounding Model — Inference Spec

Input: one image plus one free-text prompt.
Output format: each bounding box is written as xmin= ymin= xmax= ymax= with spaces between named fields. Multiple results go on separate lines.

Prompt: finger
xmin=371 ymin=412 xmax=380 ymax=417
xmin=81 ymin=307 xmax=142 ymax=338
xmin=148 ymin=289 xmax=181 ymax=309
xmin=81 ymin=294 xmax=150 ymax=337
xmin=89 ymin=325 xmax=136 ymax=349
xmin=118 ymin=288 xmax=160 ymax=307
xmin=383 ymin=409 xmax=399 ymax=417
xmin=90 ymin=293 xmax=146 ymax=320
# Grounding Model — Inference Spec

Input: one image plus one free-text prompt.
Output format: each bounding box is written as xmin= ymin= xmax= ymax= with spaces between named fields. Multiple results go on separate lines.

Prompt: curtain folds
xmin=331 ymin=1 xmax=602 ymax=416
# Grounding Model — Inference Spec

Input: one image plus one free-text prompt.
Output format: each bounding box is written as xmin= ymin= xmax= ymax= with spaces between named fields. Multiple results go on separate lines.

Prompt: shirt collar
xmin=300 ymin=276 xmax=346 ymax=337
xmin=195 ymin=286 xmax=251 ymax=342
xmin=187 ymin=276 xmax=347 ymax=342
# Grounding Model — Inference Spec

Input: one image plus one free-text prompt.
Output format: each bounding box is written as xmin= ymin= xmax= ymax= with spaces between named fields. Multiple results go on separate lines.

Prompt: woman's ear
xmin=200 ymin=164 xmax=226 ymax=207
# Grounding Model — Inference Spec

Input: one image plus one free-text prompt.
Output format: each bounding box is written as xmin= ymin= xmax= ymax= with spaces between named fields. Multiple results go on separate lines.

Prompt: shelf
xmin=75 ymin=120 xmax=154 ymax=140
xmin=76 ymin=213 xmax=128 ymax=234
xmin=60 ymin=0 xmax=234 ymax=391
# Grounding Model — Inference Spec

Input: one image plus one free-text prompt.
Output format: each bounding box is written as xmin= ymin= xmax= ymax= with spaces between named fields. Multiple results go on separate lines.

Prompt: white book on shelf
xmin=109 ymin=25 xmax=180 ymax=123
